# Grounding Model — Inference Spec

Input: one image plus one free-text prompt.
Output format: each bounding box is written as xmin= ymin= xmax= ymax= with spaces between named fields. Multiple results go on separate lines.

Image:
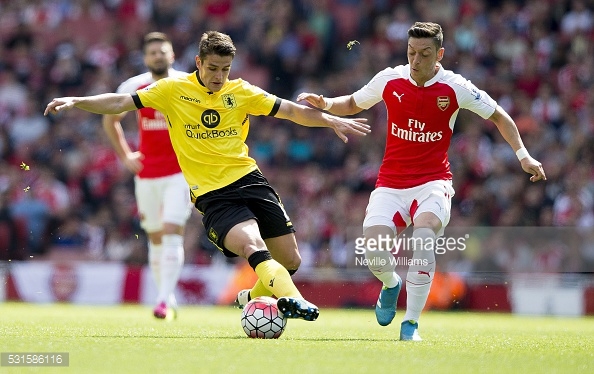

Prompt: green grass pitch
xmin=1 ymin=302 xmax=593 ymax=373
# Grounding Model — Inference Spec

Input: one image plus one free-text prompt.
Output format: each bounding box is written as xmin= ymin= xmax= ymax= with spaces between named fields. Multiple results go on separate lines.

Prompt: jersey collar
xmin=194 ymin=71 xmax=216 ymax=95
xmin=407 ymin=63 xmax=444 ymax=87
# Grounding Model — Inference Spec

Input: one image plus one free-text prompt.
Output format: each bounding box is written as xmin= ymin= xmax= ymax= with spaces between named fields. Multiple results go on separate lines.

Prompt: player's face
xmin=407 ymin=38 xmax=444 ymax=86
xmin=196 ymin=54 xmax=233 ymax=92
xmin=144 ymin=41 xmax=174 ymax=77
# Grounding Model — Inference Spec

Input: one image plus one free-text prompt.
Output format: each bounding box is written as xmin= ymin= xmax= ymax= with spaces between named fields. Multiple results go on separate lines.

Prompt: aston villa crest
xmin=222 ymin=94 xmax=237 ymax=109
xmin=437 ymin=96 xmax=450 ymax=111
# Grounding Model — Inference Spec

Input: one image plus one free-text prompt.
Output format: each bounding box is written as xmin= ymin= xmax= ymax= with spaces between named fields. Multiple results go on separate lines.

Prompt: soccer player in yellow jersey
xmin=45 ymin=31 xmax=370 ymax=321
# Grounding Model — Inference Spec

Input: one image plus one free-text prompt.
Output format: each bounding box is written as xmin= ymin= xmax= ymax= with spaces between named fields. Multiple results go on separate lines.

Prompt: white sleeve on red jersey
xmin=442 ymin=70 xmax=498 ymax=119
xmin=352 ymin=66 xmax=407 ymax=110
xmin=116 ymin=69 xmax=187 ymax=95
xmin=116 ymin=72 xmax=153 ymax=94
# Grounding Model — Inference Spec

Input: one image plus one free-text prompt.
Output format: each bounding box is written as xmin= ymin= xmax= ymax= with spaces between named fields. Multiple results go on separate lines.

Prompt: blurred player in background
xmin=45 ymin=30 xmax=370 ymax=322
xmin=298 ymin=22 xmax=546 ymax=340
xmin=102 ymin=32 xmax=191 ymax=320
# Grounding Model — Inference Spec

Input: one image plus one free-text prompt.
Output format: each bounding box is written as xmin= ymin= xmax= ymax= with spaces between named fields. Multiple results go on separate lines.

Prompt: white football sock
xmin=148 ymin=242 xmax=162 ymax=290
xmin=403 ymin=228 xmax=436 ymax=323
xmin=157 ymin=234 xmax=184 ymax=304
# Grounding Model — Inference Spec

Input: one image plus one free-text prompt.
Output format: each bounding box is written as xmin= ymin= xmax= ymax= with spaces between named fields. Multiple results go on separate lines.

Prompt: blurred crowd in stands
xmin=0 ymin=0 xmax=593 ymax=275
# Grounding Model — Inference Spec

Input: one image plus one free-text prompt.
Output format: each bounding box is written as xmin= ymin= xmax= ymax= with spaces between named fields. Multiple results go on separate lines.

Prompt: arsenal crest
xmin=437 ymin=96 xmax=450 ymax=111
xmin=51 ymin=263 xmax=78 ymax=302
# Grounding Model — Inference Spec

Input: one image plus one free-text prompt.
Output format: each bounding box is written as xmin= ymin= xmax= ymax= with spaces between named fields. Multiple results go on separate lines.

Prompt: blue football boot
xmin=375 ymin=276 xmax=402 ymax=326
xmin=400 ymin=320 xmax=422 ymax=341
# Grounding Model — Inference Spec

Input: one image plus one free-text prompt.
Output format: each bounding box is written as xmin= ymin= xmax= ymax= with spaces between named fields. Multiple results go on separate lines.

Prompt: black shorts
xmin=194 ymin=170 xmax=295 ymax=257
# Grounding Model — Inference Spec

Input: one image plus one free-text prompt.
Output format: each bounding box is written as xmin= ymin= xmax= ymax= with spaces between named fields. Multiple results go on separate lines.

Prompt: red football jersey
xmin=353 ymin=64 xmax=497 ymax=189
xmin=116 ymin=69 xmax=186 ymax=178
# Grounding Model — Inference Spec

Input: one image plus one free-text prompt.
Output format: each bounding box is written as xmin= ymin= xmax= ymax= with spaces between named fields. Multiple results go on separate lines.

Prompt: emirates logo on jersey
xmin=437 ymin=96 xmax=450 ymax=111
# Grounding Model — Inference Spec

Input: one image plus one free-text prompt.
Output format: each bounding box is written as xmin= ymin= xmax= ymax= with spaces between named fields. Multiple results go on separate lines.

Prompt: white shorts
xmin=363 ymin=180 xmax=455 ymax=237
xmin=135 ymin=173 xmax=192 ymax=232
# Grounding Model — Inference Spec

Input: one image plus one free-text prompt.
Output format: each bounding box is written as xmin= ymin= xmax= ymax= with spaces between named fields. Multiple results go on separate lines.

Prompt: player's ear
xmin=195 ymin=56 xmax=201 ymax=68
xmin=437 ymin=47 xmax=444 ymax=62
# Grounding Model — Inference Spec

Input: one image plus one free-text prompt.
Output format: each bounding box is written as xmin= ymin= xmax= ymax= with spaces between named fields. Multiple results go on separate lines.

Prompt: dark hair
xmin=198 ymin=31 xmax=236 ymax=61
xmin=143 ymin=32 xmax=171 ymax=52
xmin=407 ymin=22 xmax=443 ymax=50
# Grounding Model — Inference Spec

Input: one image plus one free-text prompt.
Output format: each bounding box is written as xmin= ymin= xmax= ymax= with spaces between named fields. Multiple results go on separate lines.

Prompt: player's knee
xmin=147 ymin=232 xmax=163 ymax=245
xmin=283 ymin=254 xmax=301 ymax=271
xmin=364 ymin=249 xmax=396 ymax=274
xmin=162 ymin=223 xmax=184 ymax=236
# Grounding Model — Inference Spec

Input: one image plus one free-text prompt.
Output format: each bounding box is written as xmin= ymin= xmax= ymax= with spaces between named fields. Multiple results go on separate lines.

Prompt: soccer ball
xmin=241 ymin=296 xmax=287 ymax=339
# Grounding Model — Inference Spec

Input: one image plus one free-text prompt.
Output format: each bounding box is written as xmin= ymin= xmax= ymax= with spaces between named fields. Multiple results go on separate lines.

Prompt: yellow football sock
xmin=249 ymin=279 xmax=274 ymax=299
xmin=254 ymin=259 xmax=302 ymax=299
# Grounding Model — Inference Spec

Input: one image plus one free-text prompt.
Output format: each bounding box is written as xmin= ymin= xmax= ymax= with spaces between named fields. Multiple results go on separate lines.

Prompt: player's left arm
xmin=44 ymin=93 xmax=137 ymax=116
xmin=274 ymin=99 xmax=370 ymax=143
xmin=489 ymin=105 xmax=546 ymax=182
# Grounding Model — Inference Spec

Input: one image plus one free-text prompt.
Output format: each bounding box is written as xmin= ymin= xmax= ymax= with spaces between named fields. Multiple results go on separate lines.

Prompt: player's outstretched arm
xmin=44 ymin=93 xmax=137 ymax=116
xmin=296 ymin=93 xmax=362 ymax=116
xmin=275 ymin=99 xmax=370 ymax=143
xmin=102 ymin=113 xmax=144 ymax=174
xmin=489 ymin=105 xmax=546 ymax=182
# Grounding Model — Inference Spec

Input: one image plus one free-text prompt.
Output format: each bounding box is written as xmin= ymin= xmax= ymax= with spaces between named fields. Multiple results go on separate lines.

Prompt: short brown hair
xmin=408 ymin=22 xmax=443 ymax=50
xmin=199 ymin=31 xmax=236 ymax=61
xmin=143 ymin=32 xmax=171 ymax=52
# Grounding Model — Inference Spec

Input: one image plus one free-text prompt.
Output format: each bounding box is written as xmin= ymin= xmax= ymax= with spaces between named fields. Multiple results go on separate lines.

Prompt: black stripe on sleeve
xmin=131 ymin=93 xmax=144 ymax=109
xmin=268 ymin=98 xmax=282 ymax=117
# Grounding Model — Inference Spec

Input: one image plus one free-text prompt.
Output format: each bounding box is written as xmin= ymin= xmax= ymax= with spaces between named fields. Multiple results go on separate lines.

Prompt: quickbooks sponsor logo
xmin=201 ymin=110 xmax=220 ymax=128
xmin=184 ymin=124 xmax=237 ymax=139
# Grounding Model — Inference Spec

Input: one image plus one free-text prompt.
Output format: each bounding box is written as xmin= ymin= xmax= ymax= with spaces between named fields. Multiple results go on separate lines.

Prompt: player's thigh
xmin=134 ymin=176 xmax=163 ymax=232
xmin=195 ymin=191 xmax=256 ymax=258
xmin=224 ymin=219 xmax=266 ymax=258
xmin=241 ymin=185 xmax=296 ymax=240
xmin=363 ymin=187 xmax=411 ymax=235
xmin=413 ymin=180 xmax=455 ymax=236
xmin=162 ymin=173 xmax=192 ymax=227
xmin=242 ymin=185 xmax=299 ymax=267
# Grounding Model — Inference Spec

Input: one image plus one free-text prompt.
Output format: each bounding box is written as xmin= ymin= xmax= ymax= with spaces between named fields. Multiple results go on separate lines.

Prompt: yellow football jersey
xmin=134 ymin=72 xmax=280 ymax=198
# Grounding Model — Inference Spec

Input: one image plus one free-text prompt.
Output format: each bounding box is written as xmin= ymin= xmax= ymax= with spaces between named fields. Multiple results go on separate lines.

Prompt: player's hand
xmin=329 ymin=116 xmax=370 ymax=143
xmin=520 ymin=156 xmax=546 ymax=182
xmin=123 ymin=151 xmax=144 ymax=174
xmin=296 ymin=92 xmax=327 ymax=110
xmin=44 ymin=97 xmax=77 ymax=116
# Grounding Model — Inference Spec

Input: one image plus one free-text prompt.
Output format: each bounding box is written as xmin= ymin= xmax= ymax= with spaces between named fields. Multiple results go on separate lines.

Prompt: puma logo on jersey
xmin=393 ymin=91 xmax=404 ymax=102
xmin=269 ymin=278 xmax=275 ymax=287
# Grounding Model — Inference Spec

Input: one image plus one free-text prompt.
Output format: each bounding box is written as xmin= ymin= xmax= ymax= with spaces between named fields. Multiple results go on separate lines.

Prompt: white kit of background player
xmin=103 ymin=65 xmax=192 ymax=319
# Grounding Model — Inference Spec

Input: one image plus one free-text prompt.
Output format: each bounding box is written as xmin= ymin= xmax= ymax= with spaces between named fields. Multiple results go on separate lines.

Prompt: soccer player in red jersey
xmin=102 ymin=32 xmax=191 ymax=320
xmin=298 ymin=22 xmax=546 ymax=340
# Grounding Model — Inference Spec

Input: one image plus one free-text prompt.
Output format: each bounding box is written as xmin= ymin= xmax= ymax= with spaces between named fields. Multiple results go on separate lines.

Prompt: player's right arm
xmin=296 ymin=93 xmax=363 ymax=116
xmin=102 ymin=112 xmax=144 ymax=174
xmin=298 ymin=68 xmax=395 ymax=117
xmin=44 ymin=93 xmax=137 ymax=116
